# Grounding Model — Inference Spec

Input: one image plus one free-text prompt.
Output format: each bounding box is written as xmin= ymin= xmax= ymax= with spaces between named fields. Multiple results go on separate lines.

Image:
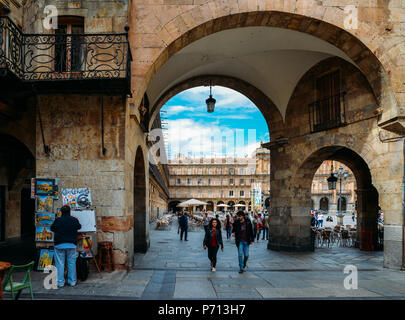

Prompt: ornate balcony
xmin=0 ymin=16 xmax=131 ymax=95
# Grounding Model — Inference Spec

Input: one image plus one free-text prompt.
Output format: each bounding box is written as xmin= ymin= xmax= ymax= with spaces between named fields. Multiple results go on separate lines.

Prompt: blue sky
xmin=160 ymin=86 xmax=269 ymax=159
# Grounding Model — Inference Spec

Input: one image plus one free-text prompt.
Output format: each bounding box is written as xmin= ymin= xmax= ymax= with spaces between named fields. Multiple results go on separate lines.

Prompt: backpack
xmin=76 ymin=254 xmax=89 ymax=281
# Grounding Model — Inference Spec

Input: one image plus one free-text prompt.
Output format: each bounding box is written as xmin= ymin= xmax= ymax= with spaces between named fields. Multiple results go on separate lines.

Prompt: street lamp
xmin=336 ymin=165 xmax=348 ymax=226
xmin=206 ymin=83 xmax=216 ymax=113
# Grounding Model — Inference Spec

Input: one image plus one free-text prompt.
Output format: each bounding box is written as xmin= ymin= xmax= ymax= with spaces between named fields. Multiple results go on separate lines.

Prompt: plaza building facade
xmin=167 ymin=146 xmax=270 ymax=213
xmin=311 ymin=161 xmax=357 ymax=215
xmin=0 ymin=0 xmax=404 ymax=270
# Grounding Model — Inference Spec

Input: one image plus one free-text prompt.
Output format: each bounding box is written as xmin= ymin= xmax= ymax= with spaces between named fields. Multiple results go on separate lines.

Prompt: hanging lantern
xmin=327 ymin=160 xmax=337 ymax=190
xmin=327 ymin=173 xmax=338 ymax=190
xmin=206 ymin=83 xmax=216 ymax=113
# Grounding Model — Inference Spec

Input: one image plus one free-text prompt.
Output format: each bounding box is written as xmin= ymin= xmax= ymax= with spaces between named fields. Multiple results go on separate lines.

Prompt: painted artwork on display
xmin=78 ymin=236 xmax=93 ymax=258
xmin=56 ymin=208 xmax=62 ymax=218
xmin=35 ymin=213 xmax=55 ymax=226
xmin=36 ymin=195 xmax=53 ymax=213
xmin=38 ymin=249 xmax=54 ymax=271
xmin=71 ymin=210 xmax=96 ymax=232
xmin=35 ymin=226 xmax=54 ymax=242
xmin=35 ymin=179 xmax=55 ymax=196
xmin=62 ymin=188 xmax=92 ymax=209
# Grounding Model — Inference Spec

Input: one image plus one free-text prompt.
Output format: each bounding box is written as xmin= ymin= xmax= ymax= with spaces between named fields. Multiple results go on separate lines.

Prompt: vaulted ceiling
xmin=147 ymin=26 xmax=358 ymax=120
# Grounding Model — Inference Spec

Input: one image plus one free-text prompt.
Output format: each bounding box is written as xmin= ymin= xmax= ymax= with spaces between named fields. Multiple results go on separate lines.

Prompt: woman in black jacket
xmin=203 ymin=218 xmax=224 ymax=272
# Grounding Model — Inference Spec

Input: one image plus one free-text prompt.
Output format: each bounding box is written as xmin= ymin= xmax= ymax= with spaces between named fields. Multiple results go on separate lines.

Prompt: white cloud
xmin=164 ymin=118 xmax=260 ymax=159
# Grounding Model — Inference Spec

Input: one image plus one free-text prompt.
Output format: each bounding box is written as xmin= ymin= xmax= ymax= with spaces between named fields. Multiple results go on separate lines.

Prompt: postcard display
xmin=33 ymin=180 xmax=98 ymax=271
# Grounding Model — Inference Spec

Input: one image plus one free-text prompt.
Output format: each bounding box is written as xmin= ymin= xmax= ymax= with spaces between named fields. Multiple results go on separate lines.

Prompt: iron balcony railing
xmin=0 ymin=16 xmax=131 ymax=87
xmin=308 ymin=92 xmax=346 ymax=133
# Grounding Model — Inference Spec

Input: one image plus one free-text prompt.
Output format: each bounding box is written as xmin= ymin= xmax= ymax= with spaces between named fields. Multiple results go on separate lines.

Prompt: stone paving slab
xmin=6 ymin=222 xmax=405 ymax=300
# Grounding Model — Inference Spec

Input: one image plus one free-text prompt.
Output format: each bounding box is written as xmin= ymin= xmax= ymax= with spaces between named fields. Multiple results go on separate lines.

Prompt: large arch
xmin=131 ymin=9 xmax=399 ymax=127
xmin=148 ymin=74 xmax=282 ymax=133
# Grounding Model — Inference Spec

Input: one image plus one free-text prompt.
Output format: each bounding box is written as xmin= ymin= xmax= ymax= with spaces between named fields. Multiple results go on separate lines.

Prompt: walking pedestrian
xmin=203 ymin=212 xmax=210 ymax=234
xmin=232 ymin=211 xmax=254 ymax=274
xmin=352 ymin=212 xmax=355 ymax=222
xmin=225 ymin=214 xmax=232 ymax=239
xmin=315 ymin=211 xmax=319 ymax=227
xmin=263 ymin=213 xmax=270 ymax=240
xmin=179 ymin=212 xmax=189 ymax=241
xmin=50 ymin=205 xmax=82 ymax=288
xmin=252 ymin=214 xmax=258 ymax=240
xmin=256 ymin=213 xmax=263 ymax=241
xmin=203 ymin=218 xmax=224 ymax=272
xmin=177 ymin=212 xmax=182 ymax=234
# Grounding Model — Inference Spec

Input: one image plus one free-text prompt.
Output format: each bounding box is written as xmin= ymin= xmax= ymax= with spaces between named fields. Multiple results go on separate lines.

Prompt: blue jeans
xmin=318 ymin=220 xmax=323 ymax=227
xmin=180 ymin=227 xmax=188 ymax=240
xmin=262 ymin=228 xmax=269 ymax=240
xmin=54 ymin=247 xmax=78 ymax=287
xmin=238 ymin=241 xmax=249 ymax=270
xmin=226 ymin=227 xmax=232 ymax=239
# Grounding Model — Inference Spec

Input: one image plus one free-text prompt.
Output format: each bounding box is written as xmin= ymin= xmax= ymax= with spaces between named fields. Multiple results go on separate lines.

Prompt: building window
xmin=240 ymin=179 xmax=244 ymax=185
xmin=187 ymin=168 xmax=191 ymax=174
xmin=177 ymin=178 xmax=181 ymax=185
xmin=209 ymin=168 xmax=213 ymax=174
xmin=229 ymin=168 xmax=234 ymax=174
xmin=55 ymin=16 xmax=85 ymax=73
xmin=239 ymin=168 xmax=244 ymax=175
xmin=208 ymin=178 xmax=211 ymax=185
xmin=187 ymin=178 xmax=191 ymax=185
xmin=251 ymin=179 xmax=255 ymax=183
xmin=240 ymin=190 xmax=244 ymax=197
xmin=250 ymin=168 xmax=255 ymax=174
xmin=229 ymin=190 xmax=234 ymax=197
xmin=198 ymin=168 xmax=202 ymax=174
xmin=309 ymin=70 xmax=344 ymax=132
xmin=198 ymin=178 xmax=202 ymax=185
xmin=229 ymin=178 xmax=234 ymax=185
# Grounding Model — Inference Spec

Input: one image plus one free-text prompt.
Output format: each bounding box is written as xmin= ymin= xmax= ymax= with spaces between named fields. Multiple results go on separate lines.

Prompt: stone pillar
xmin=267 ymin=143 xmax=311 ymax=252
xmin=356 ymin=188 xmax=379 ymax=251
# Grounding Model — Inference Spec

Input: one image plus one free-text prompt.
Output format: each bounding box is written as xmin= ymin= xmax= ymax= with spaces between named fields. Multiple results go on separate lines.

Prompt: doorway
xmin=20 ymin=188 xmax=35 ymax=239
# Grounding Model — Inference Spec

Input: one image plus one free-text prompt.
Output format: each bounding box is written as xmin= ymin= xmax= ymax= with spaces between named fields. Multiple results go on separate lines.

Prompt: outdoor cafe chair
xmin=2 ymin=261 xmax=34 ymax=300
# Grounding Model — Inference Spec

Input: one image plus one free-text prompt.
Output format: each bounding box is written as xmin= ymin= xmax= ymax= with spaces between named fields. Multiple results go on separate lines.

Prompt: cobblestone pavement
xmin=6 ymin=222 xmax=405 ymax=300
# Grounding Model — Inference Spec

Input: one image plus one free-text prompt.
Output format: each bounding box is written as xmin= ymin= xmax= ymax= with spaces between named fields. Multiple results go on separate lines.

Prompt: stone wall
xmin=23 ymin=0 xmax=128 ymax=33
xmin=35 ymin=94 xmax=132 ymax=269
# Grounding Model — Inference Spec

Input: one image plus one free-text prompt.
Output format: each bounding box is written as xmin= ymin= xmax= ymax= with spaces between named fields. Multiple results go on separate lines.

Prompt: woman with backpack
xmin=203 ymin=218 xmax=224 ymax=272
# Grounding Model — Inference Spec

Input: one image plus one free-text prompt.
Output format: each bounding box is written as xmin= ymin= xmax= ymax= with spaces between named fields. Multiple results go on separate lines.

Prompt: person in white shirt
xmin=318 ymin=213 xmax=324 ymax=228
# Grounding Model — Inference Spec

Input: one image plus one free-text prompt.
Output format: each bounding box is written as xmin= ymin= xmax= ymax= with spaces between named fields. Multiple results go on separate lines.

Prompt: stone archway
xmin=131 ymin=8 xmax=399 ymax=127
xmin=270 ymin=145 xmax=379 ymax=252
xmin=134 ymin=146 xmax=148 ymax=253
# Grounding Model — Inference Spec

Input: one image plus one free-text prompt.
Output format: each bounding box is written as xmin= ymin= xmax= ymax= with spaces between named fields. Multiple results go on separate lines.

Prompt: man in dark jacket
xmin=51 ymin=205 xmax=81 ymax=287
xmin=232 ymin=211 xmax=254 ymax=273
xmin=179 ymin=212 xmax=189 ymax=241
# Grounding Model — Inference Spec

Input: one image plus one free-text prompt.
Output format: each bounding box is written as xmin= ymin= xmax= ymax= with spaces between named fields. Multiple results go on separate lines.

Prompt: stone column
xmin=356 ymin=188 xmax=379 ymax=251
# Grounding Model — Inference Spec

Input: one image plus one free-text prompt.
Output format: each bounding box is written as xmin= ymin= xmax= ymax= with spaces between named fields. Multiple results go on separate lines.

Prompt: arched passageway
xmin=133 ymin=7 xmax=402 ymax=268
xmin=271 ymin=146 xmax=379 ymax=252
xmin=320 ymin=197 xmax=329 ymax=212
xmin=0 ymin=134 xmax=36 ymax=264
xmin=168 ymin=201 xmax=181 ymax=213
xmin=134 ymin=146 xmax=148 ymax=253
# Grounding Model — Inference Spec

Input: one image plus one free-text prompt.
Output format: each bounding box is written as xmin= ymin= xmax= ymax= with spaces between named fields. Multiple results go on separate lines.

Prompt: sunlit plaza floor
xmin=6 ymin=221 xmax=405 ymax=300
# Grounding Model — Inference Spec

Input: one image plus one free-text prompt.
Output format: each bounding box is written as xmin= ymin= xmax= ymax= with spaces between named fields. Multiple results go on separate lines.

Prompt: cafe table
xmin=0 ymin=261 xmax=11 ymax=300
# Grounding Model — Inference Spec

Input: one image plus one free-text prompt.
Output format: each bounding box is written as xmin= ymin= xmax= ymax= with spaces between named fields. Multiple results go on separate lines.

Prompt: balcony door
xmin=55 ymin=17 xmax=84 ymax=73
xmin=314 ymin=70 xmax=341 ymax=130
